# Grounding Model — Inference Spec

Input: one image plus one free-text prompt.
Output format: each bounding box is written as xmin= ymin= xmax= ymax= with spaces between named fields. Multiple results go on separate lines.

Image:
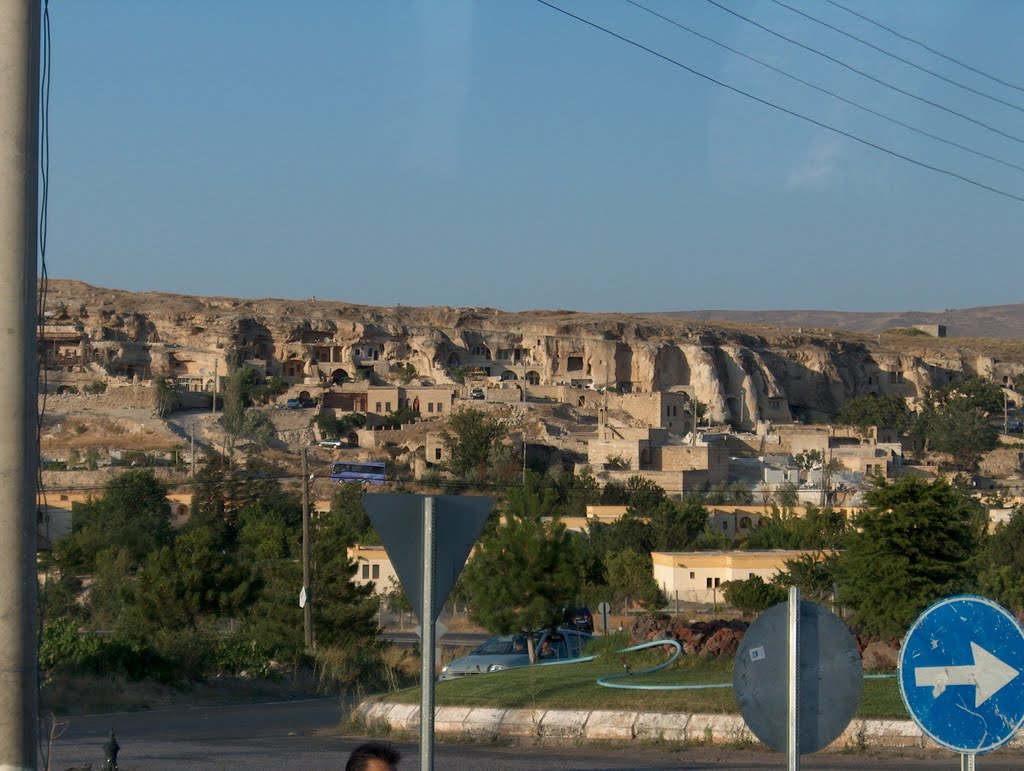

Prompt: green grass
xmin=383 ymin=657 xmax=908 ymax=720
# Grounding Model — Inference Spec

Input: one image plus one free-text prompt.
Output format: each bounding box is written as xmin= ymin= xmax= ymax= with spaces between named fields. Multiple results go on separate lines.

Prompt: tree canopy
xmin=837 ymin=476 xmax=985 ymax=638
xmin=461 ymin=476 xmax=582 ymax=662
xmin=836 ymin=395 xmax=913 ymax=433
xmin=440 ymin=408 xmax=509 ymax=483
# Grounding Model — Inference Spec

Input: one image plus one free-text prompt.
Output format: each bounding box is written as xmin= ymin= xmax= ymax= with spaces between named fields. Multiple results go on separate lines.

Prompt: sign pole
xmin=961 ymin=754 xmax=975 ymax=770
xmin=420 ymin=496 xmax=436 ymax=771
xmin=788 ymin=585 xmax=801 ymax=771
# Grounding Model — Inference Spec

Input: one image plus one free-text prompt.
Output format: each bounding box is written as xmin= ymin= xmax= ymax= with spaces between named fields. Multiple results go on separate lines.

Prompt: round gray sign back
xmin=733 ymin=599 xmax=862 ymax=754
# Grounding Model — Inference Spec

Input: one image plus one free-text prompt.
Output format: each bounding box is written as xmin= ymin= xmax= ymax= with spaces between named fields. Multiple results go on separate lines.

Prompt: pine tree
xmin=838 ymin=477 xmax=984 ymax=638
xmin=462 ymin=476 xmax=582 ymax=662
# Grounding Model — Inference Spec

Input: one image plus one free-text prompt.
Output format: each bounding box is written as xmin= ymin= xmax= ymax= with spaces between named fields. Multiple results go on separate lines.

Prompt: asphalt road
xmin=48 ymin=696 xmax=1024 ymax=769
xmin=45 ymin=698 xmax=1024 ymax=770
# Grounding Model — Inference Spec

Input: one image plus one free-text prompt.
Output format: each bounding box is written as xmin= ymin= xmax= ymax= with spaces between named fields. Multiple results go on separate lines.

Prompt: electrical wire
xmin=531 ymin=0 xmax=1024 ymax=205
xmin=765 ymin=0 xmax=1024 ymax=114
xmin=701 ymin=0 xmax=1024 ymax=147
xmin=624 ymin=0 xmax=1024 ymax=175
xmin=822 ymin=0 xmax=1024 ymax=96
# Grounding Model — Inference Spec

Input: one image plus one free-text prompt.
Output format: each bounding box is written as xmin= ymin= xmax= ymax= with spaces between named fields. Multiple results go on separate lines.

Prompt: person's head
xmin=345 ymin=741 xmax=402 ymax=771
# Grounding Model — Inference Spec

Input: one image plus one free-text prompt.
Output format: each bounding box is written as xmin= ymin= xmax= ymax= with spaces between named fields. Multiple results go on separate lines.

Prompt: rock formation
xmin=41 ymin=280 xmax=1024 ymax=425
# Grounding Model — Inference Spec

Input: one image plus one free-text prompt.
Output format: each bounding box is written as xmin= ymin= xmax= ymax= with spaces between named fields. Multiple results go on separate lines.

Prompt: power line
xmin=766 ymin=0 xmax=1024 ymax=114
xmin=623 ymin=0 xmax=1024 ymax=175
xmin=823 ymin=0 xmax=1024 ymax=96
xmin=531 ymin=0 xmax=1024 ymax=205
xmin=701 ymin=0 xmax=1024 ymax=147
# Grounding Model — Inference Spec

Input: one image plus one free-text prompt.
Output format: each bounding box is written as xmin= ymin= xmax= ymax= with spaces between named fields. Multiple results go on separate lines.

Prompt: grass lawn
xmin=382 ymin=656 xmax=908 ymax=720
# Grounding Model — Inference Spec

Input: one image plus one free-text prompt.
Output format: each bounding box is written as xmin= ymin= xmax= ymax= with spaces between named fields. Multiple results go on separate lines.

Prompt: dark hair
xmin=346 ymin=741 xmax=402 ymax=771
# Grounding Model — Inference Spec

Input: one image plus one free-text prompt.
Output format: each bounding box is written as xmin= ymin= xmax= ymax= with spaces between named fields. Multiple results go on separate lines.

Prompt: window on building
xmin=435 ymin=448 xmax=442 ymax=460
xmin=689 ymin=571 xmax=695 ymax=580
xmin=375 ymin=402 xmax=382 ymax=412
xmin=714 ymin=577 xmax=720 ymax=588
xmin=706 ymin=577 xmax=713 ymax=589
xmin=385 ymin=402 xmax=391 ymax=412
xmin=361 ymin=564 xmax=369 ymax=579
xmin=722 ymin=521 xmax=728 ymax=530
xmin=428 ymin=403 xmax=434 ymax=413
xmin=371 ymin=564 xmax=379 ymax=579
xmin=437 ymin=402 xmax=443 ymax=413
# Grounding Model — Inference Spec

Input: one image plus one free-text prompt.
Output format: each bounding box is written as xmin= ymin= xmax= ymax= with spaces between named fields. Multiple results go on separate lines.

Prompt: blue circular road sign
xmin=898 ymin=595 xmax=1024 ymax=754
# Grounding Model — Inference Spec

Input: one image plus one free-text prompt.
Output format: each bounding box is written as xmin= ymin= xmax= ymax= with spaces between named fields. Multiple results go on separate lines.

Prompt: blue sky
xmin=46 ymin=0 xmax=1024 ymax=313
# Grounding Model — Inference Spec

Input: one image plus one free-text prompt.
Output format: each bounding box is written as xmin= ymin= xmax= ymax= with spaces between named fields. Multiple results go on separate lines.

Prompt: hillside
xmin=657 ymin=304 xmax=1024 ymax=340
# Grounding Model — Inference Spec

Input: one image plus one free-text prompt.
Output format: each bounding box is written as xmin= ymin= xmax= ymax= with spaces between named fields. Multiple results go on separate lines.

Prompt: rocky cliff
xmin=41 ymin=280 xmax=1024 ymax=424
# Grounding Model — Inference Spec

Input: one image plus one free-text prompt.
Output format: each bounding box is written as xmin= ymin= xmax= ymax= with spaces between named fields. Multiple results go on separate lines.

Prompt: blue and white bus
xmin=330 ymin=460 xmax=386 ymax=485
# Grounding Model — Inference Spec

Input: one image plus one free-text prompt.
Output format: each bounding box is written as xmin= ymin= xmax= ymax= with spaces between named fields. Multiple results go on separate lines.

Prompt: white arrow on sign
xmin=915 ymin=641 xmax=1020 ymax=708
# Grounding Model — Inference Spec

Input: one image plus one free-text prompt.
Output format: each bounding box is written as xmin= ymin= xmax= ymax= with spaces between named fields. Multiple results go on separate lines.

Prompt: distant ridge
xmin=655 ymin=304 xmax=1024 ymax=340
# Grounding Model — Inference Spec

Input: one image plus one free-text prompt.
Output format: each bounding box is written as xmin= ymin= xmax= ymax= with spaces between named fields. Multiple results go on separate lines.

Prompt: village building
xmin=652 ymin=549 xmax=822 ymax=603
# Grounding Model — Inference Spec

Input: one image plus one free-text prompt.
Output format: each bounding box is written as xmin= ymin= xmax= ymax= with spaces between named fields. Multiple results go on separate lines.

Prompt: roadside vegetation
xmin=39 ymin=461 xmax=390 ymax=710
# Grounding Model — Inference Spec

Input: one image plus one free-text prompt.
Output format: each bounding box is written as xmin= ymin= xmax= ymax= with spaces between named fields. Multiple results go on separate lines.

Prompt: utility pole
xmin=522 ymin=438 xmax=526 ymax=485
xmin=0 ymin=1 xmax=40 ymax=767
xmin=211 ymin=360 xmax=218 ymax=416
xmin=1005 ymin=390 xmax=1010 ymax=436
xmin=301 ymin=447 xmax=314 ymax=649
xmin=190 ymin=419 xmax=196 ymax=477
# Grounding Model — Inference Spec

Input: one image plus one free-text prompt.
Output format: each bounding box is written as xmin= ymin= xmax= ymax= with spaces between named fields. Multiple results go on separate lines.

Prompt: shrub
xmin=82 ymin=381 xmax=107 ymax=395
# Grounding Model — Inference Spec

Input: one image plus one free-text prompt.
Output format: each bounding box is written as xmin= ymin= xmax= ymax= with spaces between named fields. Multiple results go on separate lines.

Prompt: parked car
xmin=469 ymin=388 xmax=485 ymax=400
xmin=318 ymin=439 xmax=343 ymax=448
xmin=1008 ymin=419 xmax=1024 ymax=434
xmin=562 ymin=605 xmax=594 ymax=634
xmin=438 ymin=628 xmax=592 ymax=681
xmin=285 ymin=398 xmax=301 ymax=409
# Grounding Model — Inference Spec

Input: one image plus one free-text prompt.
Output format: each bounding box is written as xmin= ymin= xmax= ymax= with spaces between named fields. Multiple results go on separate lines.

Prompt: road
xmin=44 ymin=698 xmax=1024 ymax=770
xmin=381 ymin=631 xmax=489 ymax=649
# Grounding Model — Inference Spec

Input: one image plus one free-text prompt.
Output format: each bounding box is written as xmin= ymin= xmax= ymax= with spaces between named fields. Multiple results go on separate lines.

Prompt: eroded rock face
xmin=42 ymin=280 xmax=1024 ymax=423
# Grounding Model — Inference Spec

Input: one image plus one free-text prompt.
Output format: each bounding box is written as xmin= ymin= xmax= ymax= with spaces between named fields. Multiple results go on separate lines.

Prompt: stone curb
xmin=355 ymin=701 xmax=1024 ymax=750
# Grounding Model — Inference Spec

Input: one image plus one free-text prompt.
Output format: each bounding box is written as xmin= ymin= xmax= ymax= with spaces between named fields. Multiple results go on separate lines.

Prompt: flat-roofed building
xmin=651 ymin=549 xmax=821 ymax=604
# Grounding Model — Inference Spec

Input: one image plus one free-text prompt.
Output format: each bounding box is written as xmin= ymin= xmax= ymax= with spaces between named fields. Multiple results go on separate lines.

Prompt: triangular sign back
xmin=363 ymin=494 xmax=492 ymax=622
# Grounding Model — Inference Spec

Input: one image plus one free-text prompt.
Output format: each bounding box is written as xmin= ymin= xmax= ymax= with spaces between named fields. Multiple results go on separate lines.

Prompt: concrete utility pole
xmin=301 ymin=448 xmax=314 ymax=649
xmin=0 ymin=1 xmax=41 ymax=768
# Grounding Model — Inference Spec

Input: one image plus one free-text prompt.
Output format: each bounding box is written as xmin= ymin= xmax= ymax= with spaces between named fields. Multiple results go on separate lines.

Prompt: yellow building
xmin=651 ymin=549 xmax=819 ymax=604
xmin=347 ymin=544 xmax=398 ymax=593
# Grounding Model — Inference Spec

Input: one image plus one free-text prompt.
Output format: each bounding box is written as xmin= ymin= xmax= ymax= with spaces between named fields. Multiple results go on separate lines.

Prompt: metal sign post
xmin=735 ymin=596 xmax=862 ymax=759
xmin=419 ymin=496 xmax=436 ymax=771
xmin=597 ymin=601 xmax=611 ymax=635
xmin=788 ymin=586 xmax=800 ymax=771
xmin=362 ymin=493 xmax=492 ymax=771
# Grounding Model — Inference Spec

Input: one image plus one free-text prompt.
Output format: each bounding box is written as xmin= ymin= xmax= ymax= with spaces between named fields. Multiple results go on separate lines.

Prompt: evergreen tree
xmin=623 ymin=476 xmax=666 ymax=516
xmin=836 ymin=395 xmax=913 ymax=433
xmin=837 ymin=477 xmax=985 ymax=638
xmin=604 ymin=547 xmax=661 ymax=609
xmin=462 ymin=477 xmax=581 ymax=662
xmin=648 ymin=495 xmax=708 ymax=551
xmin=978 ymin=507 xmax=1024 ymax=613
xmin=54 ymin=470 xmax=173 ymax=573
xmin=440 ymin=408 xmax=507 ymax=482
xmin=722 ymin=575 xmax=786 ymax=614
xmin=312 ymin=493 xmax=378 ymax=648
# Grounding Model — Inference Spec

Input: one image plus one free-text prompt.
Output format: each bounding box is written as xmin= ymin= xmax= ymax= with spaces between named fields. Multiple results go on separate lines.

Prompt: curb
xmin=353 ymin=701 xmax=1024 ymax=751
